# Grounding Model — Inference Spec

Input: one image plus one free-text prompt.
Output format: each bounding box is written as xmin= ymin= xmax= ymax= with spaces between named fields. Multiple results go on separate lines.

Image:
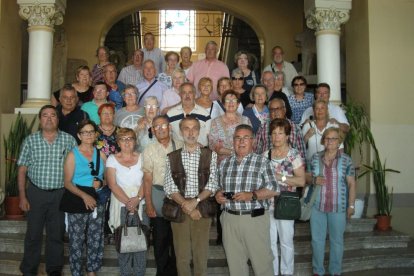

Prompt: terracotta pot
xmin=376 ymin=215 xmax=392 ymax=231
xmin=4 ymin=196 xmax=24 ymax=220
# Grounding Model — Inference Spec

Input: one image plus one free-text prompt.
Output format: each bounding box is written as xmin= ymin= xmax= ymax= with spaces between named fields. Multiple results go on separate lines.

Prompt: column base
xmin=15 ymin=98 xmax=51 ymax=114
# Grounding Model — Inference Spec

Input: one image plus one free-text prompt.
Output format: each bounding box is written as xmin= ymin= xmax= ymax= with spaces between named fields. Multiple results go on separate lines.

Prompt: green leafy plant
xmin=3 ymin=113 xmax=36 ymax=197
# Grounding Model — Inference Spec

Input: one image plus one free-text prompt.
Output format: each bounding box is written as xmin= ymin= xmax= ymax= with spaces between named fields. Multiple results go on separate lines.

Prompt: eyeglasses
xmin=153 ymin=123 xmax=169 ymax=131
xmin=269 ymin=107 xmax=285 ymax=113
xmin=293 ymin=83 xmax=306 ymax=87
xmin=124 ymin=93 xmax=136 ymax=97
xmin=325 ymin=137 xmax=339 ymax=142
xmin=224 ymin=99 xmax=238 ymax=103
xmin=79 ymin=130 xmax=96 ymax=136
xmin=88 ymin=162 xmax=98 ymax=176
xmin=144 ymin=104 xmax=158 ymax=109
xmin=232 ymin=77 xmax=244 ymax=81
xmin=234 ymin=136 xmax=253 ymax=142
xmin=118 ymin=137 xmax=134 ymax=143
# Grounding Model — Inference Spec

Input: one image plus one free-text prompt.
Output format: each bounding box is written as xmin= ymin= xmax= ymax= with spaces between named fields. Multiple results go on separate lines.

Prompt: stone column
xmin=305 ymin=0 xmax=351 ymax=105
xmin=17 ymin=0 xmax=66 ymax=112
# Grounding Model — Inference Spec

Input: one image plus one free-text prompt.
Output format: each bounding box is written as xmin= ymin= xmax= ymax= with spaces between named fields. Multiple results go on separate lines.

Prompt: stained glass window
xmin=159 ymin=10 xmax=196 ymax=51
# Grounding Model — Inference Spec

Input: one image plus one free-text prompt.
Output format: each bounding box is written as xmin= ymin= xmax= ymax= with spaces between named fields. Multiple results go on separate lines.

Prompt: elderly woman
xmin=135 ymin=96 xmax=159 ymax=152
xmin=231 ymin=68 xmax=251 ymax=107
xmin=160 ymin=68 xmax=185 ymax=114
xmin=63 ymin=119 xmax=106 ymax=276
xmin=96 ymin=103 xmax=120 ymax=157
xmin=195 ymin=77 xmax=213 ymax=112
xmin=242 ymin=84 xmax=269 ymax=134
xmin=302 ymin=100 xmax=342 ymax=165
xmin=210 ymin=77 xmax=243 ymax=119
xmin=107 ymin=128 xmax=147 ymax=276
xmin=179 ymin=46 xmax=193 ymax=75
xmin=158 ymin=51 xmax=179 ymax=88
xmin=288 ymin=76 xmax=314 ymax=124
xmin=114 ymin=85 xmax=144 ymax=129
xmin=307 ymin=127 xmax=356 ymax=276
xmin=232 ymin=50 xmax=258 ymax=92
xmin=273 ymin=71 xmax=291 ymax=97
xmin=264 ymin=118 xmax=305 ymax=276
xmin=92 ymin=46 xmax=110 ymax=86
xmin=51 ymin=65 xmax=94 ymax=106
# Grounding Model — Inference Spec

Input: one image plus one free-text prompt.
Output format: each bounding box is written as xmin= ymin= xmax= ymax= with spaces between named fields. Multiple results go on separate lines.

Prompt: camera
xmin=223 ymin=192 xmax=234 ymax=200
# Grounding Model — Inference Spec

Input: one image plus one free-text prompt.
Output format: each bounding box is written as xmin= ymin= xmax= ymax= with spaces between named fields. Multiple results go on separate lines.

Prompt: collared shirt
xmin=57 ymin=105 xmax=89 ymax=144
xmin=117 ymin=64 xmax=143 ymax=86
xmin=160 ymin=87 xmax=181 ymax=112
xmin=263 ymin=61 xmax=298 ymax=91
xmin=167 ymin=104 xmax=211 ymax=146
xmin=186 ymin=59 xmax=230 ymax=101
xmin=17 ymin=131 xmax=77 ymax=190
xmin=300 ymin=102 xmax=350 ymax=126
xmin=142 ymin=139 xmax=183 ymax=186
xmin=81 ymin=100 xmax=103 ymax=124
xmin=141 ymin=47 xmax=166 ymax=74
xmin=164 ymin=146 xmax=218 ymax=197
xmin=288 ymin=92 xmax=314 ymax=125
xmin=255 ymin=119 xmax=306 ymax=159
xmin=218 ymin=153 xmax=279 ymax=211
xmin=136 ymin=78 xmax=168 ymax=107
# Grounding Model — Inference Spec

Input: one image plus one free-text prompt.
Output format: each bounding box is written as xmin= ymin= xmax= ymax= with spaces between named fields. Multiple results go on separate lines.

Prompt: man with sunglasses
xmin=17 ymin=105 xmax=77 ymax=276
xmin=142 ymin=115 xmax=182 ymax=276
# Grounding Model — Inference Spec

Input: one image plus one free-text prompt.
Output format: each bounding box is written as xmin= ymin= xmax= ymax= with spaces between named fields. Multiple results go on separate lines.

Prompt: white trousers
xmin=269 ymin=212 xmax=295 ymax=275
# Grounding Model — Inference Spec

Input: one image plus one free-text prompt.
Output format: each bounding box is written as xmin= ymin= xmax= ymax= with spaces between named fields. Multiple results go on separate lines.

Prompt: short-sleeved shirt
xmin=106 ymin=154 xmax=144 ymax=190
xmin=288 ymin=92 xmax=314 ymax=124
xmin=300 ymin=102 xmax=350 ymax=126
xmin=136 ymin=78 xmax=168 ymax=107
xmin=81 ymin=100 xmax=102 ymax=125
xmin=114 ymin=107 xmax=144 ymax=129
xmin=141 ymin=47 xmax=166 ymax=75
xmin=107 ymin=81 xmax=125 ymax=111
xmin=218 ymin=153 xmax=279 ymax=211
xmin=17 ymin=131 xmax=77 ymax=190
xmin=164 ymin=146 xmax=218 ymax=197
xmin=117 ymin=64 xmax=143 ymax=86
xmin=142 ymin=139 xmax=183 ymax=186
xmin=57 ymin=105 xmax=89 ymax=144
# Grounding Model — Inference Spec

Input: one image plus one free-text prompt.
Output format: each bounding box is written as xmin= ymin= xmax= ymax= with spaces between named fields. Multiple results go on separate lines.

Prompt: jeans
xmin=310 ymin=207 xmax=346 ymax=275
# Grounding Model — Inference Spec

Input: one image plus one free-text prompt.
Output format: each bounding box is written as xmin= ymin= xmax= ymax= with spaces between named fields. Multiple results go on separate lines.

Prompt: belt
xmin=30 ymin=181 xmax=62 ymax=192
xmin=225 ymin=208 xmax=264 ymax=216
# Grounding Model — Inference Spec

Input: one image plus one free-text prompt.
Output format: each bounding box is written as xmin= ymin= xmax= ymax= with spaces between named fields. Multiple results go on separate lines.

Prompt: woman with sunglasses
xmin=107 ymin=128 xmax=148 ymax=276
xmin=135 ymin=96 xmax=159 ymax=152
xmin=63 ymin=119 xmax=106 ymax=276
xmin=288 ymin=76 xmax=314 ymax=124
xmin=231 ymin=68 xmax=251 ymax=108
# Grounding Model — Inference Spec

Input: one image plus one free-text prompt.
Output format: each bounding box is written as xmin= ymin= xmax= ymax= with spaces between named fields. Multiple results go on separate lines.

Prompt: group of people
xmin=17 ymin=35 xmax=356 ymax=276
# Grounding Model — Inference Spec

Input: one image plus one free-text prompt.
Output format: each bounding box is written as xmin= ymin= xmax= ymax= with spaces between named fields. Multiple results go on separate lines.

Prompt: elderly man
xmin=143 ymin=115 xmax=182 ymax=276
xmin=136 ymin=59 xmax=167 ymax=107
xmin=262 ymin=71 xmax=292 ymax=119
xmin=300 ymin=82 xmax=350 ymax=133
xmin=81 ymin=81 xmax=109 ymax=124
xmin=103 ymin=63 xmax=125 ymax=110
xmin=256 ymin=98 xmax=306 ymax=158
xmin=141 ymin=32 xmax=165 ymax=74
xmin=18 ymin=105 xmax=77 ymax=276
xmin=164 ymin=115 xmax=218 ymax=276
xmin=186 ymin=41 xmax=230 ymax=101
xmin=263 ymin=46 xmax=298 ymax=92
xmin=56 ymin=84 xmax=89 ymax=144
xmin=167 ymin=82 xmax=211 ymax=146
xmin=118 ymin=49 xmax=144 ymax=85
xmin=216 ymin=124 xmax=279 ymax=276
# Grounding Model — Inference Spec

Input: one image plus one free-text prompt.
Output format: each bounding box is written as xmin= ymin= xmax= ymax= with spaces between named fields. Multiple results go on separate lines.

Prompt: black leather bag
xmin=59 ymin=185 xmax=97 ymax=213
xmin=162 ymin=197 xmax=184 ymax=223
xmin=198 ymin=197 xmax=217 ymax=218
xmin=274 ymin=191 xmax=301 ymax=220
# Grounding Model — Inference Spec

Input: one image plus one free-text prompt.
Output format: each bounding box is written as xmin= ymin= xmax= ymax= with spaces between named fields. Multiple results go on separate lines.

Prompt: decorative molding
xmin=18 ymin=2 xmax=65 ymax=27
xmin=306 ymin=7 xmax=350 ymax=32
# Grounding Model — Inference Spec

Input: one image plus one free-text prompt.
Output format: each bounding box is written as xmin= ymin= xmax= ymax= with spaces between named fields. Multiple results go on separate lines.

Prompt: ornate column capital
xmin=18 ymin=0 xmax=66 ymax=27
xmin=306 ymin=7 xmax=350 ymax=33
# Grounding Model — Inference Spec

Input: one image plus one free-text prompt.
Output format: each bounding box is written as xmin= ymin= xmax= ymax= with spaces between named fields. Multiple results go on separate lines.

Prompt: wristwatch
xmin=252 ymin=191 xmax=258 ymax=201
xmin=349 ymin=205 xmax=355 ymax=209
xmin=281 ymin=175 xmax=287 ymax=182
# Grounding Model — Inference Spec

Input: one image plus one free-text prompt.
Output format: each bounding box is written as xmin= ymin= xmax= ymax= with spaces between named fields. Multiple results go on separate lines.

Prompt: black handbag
xmin=274 ymin=191 xmax=301 ymax=220
xmin=60 ymin=185 xmax=97 ymax=213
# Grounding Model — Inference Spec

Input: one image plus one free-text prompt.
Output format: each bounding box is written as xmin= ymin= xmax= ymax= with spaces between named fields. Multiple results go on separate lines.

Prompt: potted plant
xmin=344 ymin=101 xmax=400 ymax=230
xmin=3 ymin=113 xmax=36 ymax=219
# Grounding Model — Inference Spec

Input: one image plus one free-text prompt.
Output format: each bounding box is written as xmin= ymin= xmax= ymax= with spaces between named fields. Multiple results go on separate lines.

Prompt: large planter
xmin=4 ymin=196 xmax=24 ymax=220
xmin=376 ymin=215 xmax=392 ymax=231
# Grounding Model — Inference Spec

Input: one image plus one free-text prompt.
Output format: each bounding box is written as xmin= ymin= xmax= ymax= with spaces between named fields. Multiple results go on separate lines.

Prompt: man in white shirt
xmin=118 ymin=49 xmax=144 ymax=85
xmin=136 ymin=60 xmax=168 ymax=107
xmin=141 ymin=32 xmax=165 ymax=74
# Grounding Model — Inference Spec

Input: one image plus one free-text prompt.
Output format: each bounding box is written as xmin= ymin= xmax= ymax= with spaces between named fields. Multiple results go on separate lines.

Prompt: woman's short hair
xmin=77 ymin=119 xmax=97 ymax=134
xmin=312 ymin=99 xmax=329 ymax=119
xmin=231 ymin=68 xmax=244 ymax=78
xmin=96 ymin=46 xmax=109 ymax=58
xmin=172 ymin=68 xmax=186 ymax=79
xmin=165 ymin=51 xmax=180 ymax=63
xmin=97 ymin=103 xmax=115 ymax=116
xmin=75 ymin=65 xmax=91 ymax=78
xmin=249 ymin=84 xmax=268 ymax=102
xmin=217 ymin=77 xmax=231 ymax=92
xmin=122 ymin=84 xmax=139 ymax=99
xmin=221 ymin=89 xmax=240 ymax=103
xmin=143 ymin=96 xmax=159 ymax=107
xmin=291 ymin=75 xmax=307 ymax=87
xmin=180 ymin=46 xmax=192 ymax=56
xmin=321 ymin=127 xmax=345 ymax=145
xmin=269 ymin=118 xmax=291 ymax=136
xmin=116 ymin=127 xmax=137 ymax=142
xmin=197 ymin=77 xmax=213 ymax=91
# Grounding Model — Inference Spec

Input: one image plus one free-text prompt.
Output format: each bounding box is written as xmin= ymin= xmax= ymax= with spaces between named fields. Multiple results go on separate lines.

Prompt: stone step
xmin=0 ymin=218 xmax=377 ymax=235
xmin=0 ymin=230 xmax=410 ymax=261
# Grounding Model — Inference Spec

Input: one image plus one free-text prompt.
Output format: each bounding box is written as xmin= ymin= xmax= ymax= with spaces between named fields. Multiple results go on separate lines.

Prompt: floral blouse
xmin=96 ymin=127 xmax=120 ymax=157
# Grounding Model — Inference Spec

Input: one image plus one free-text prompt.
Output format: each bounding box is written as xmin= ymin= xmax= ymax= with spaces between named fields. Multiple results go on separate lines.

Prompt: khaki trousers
xmin=220 ymin=210 xmax=274 ymax=276
xmin=171 ymin=214 xmax=212 ymax=276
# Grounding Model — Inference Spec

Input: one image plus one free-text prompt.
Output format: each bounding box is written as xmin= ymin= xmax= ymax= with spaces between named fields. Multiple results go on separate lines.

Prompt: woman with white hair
xmin=135 ymin=96 xmax=159 ymax=152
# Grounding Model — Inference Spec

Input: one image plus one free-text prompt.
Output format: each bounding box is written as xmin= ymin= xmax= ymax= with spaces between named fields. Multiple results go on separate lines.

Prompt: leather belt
xmin=225 ymin=208 xmax=264 ymax=216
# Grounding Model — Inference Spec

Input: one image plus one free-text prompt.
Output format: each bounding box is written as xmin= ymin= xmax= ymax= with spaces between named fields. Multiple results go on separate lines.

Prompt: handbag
xmin=59 ymin=185 xmax=97 ymax=213
xmin=274 ymin=191 xmax=301 ymax=220
xmin=114 ymin=210 xmax=147 ymax=253
xmin=197 ymin=197 xmax=217 ymax=218
xmin=162 ymin=197 xmax=184 ymax=223
xmin=91 ymin=148 xmax=111 ymax=205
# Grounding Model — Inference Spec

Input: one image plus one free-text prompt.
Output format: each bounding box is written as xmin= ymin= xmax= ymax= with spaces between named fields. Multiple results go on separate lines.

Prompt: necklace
xmin=99 ymin=124 xmax=115 ymax=132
